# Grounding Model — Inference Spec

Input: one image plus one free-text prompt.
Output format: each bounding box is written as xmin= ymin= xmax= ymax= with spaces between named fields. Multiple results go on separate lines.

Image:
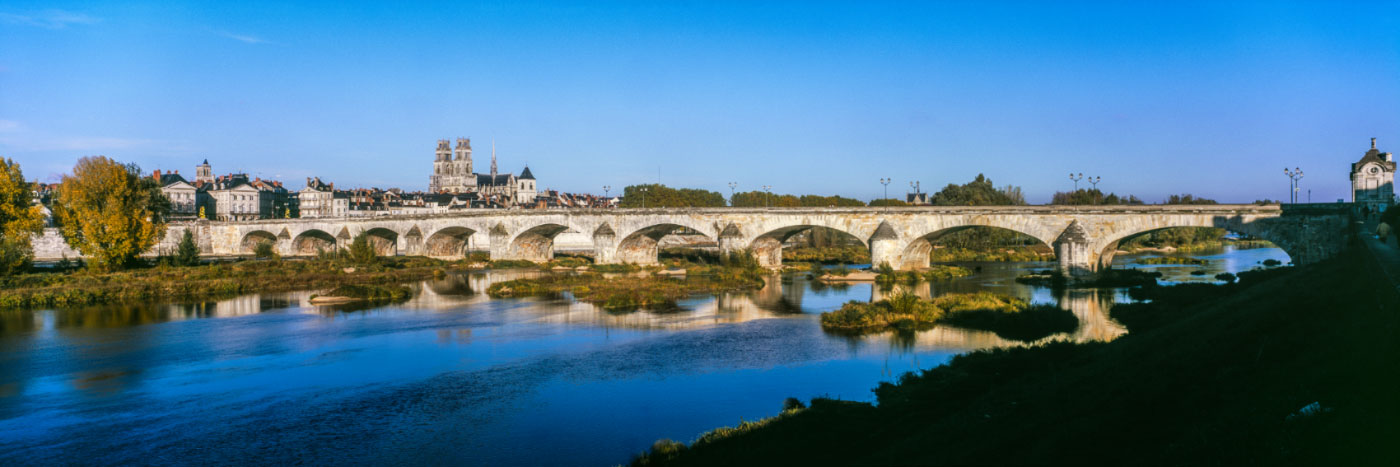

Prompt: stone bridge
xmin=32 ymin=204 xmax=1354 ymax=276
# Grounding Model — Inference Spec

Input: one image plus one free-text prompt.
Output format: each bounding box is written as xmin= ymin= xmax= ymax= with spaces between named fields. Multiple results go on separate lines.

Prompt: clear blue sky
xmin=2 ymin=1 xmax=1397 ymax=203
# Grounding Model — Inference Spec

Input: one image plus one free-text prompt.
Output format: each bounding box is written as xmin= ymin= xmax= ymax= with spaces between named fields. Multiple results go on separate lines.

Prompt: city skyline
xmin=2 ymin=1 xmax=1398 ymax=203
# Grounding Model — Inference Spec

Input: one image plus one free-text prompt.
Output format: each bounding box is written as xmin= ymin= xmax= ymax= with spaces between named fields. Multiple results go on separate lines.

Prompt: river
xmin=0 ymin=245 xmax=1289 ymax=466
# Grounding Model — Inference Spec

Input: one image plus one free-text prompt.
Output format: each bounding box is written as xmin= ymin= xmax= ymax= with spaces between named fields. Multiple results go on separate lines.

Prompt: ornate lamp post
xmin=639 ymin=186 xmax=649 ymax=208
xmin=1070 ymin=173 xmax=1084 ymax=191
xmin=762 ymin=185 xmax=773 ymax=208
xmin=1088 ymin=176 xmax=1101 ymax=190
xmin=1284 ymin=167 xmax=1303 ymax=204
xmin=728 ymin=182 xmax=737 ymax=206
xmin=880 ymin=178 xmax=891 ymax=201
xmin=602 ymin=185 xmax=611 ymax=208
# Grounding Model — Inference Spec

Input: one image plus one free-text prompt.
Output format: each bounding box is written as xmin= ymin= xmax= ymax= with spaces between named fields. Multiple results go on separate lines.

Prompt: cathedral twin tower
xmin=429 ymin=137 xmax=537 ymax=204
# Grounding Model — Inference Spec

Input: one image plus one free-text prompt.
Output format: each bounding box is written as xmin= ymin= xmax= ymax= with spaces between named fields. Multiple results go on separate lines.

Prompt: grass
xmin=1136 ymin=256 xmax=1209 ymax=265
xmin=629 ymin=247 xmax=1399 ymax=466
xmin=485 ymin=260 xmax=767 ymax=311
xmin=0 ymin=256 xmax=465 ymax=310
xmin=819 ymin=291 xmax=1073 ymax=341
xmin=929 ymin=245 xmax=1054 ymax=262
xmin=875 ymin=264 xmax=972 ymax=284
xmin=781 ymin=246 xmax=870 ymax=264
xmin=316 ymin=284 xmax=413 ymax=303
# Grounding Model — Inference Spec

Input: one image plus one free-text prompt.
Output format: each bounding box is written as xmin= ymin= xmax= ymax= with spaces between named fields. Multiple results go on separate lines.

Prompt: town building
xmin=297 ymin=177 xmax=337 ymax=218
xmin=1351 ymin=137 xmax=1396 ymax=213
xmin=427 ymin=137 xmax=537 ymax=205
xmin=152 ymin=170 xmax=200 ymax=220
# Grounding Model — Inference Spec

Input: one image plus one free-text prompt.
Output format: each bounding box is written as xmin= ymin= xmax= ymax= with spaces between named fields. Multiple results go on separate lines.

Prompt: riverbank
xmin=486 ymin=262 xmax=767 ymax=310
xmin=0 ymin=257 xmax=469 ymax=310
xmin=630 ymin=247 xmax=1400 ymax=465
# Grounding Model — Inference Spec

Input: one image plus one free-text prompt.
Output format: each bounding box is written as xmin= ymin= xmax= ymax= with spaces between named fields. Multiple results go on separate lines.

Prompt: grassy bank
xmin=820 ymin=291 xmax=1075 ymax=342
xmin=930 ymin=245 xmax=1054 ymax=262
xmin=632 ymin=247 xmax=1400 ymax=465
xmin=873 ymin=264 xmax=972 ymax=285
xmin=0 ymin=257 xmax=466 ymax=310
xmin=486 ymin=263 xmax=766 ymax=311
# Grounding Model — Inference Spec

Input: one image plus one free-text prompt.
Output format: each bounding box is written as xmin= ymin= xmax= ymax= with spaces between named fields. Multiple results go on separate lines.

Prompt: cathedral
xmin=429 ymin=138 xmax=537 ymax=204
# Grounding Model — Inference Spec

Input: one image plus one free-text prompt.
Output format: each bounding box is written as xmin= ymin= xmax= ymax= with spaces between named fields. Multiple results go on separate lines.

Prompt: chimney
xmin=152 ymin=169 xmax=161 ymax=180
xmin=1372 ymin=137 xmax=1377 ymax=150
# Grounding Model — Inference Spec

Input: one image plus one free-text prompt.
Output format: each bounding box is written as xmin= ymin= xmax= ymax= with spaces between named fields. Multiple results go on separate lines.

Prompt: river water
xmin=0 ymin=245 xmax=1288 ymax=466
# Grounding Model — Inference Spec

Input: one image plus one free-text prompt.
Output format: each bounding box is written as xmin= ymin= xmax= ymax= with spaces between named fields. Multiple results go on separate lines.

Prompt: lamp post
xmin=1284 ymin=168 xmax=1303 ymax=204
xmin=1088 ymin=176 xmax=1101 ymax=190
xmin=640 ymin=186 xmax=649 ymax=208
xmin=880 ymin=178 xmax=891 ymax=201
xmin=728 ymin=182 xmax=737 ymax=206
xmin=1070 ymin=173 xmax=1084 ymax=191
xmin=762 ymin=185 xmax=773 ymax=208
xmin=909 ymin=181 xmax=921 ymax=204
xmin=602 ymin=185 xmax=611 ymax=208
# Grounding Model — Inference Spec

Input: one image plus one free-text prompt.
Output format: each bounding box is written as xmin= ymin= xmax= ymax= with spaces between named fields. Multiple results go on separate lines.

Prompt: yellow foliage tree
xmin=53 ymin=156 xmax=171 ymax=271
xmin=0 ymin=158 xmax=47 ymax=275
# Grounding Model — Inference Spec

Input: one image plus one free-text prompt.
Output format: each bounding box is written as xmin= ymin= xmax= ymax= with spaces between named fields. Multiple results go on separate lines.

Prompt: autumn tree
xmin=0 ymin=158 xmax=47 ymax=275
xmin=53 ymin=156 xmax=171 ymax=271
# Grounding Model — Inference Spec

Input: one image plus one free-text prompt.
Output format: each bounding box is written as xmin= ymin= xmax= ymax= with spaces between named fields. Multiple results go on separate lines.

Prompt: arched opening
xmin=362 ymin=228 xmax=400 ymax=256
xmin=749 ymin=225 xmax=867 ymax=268
xmin=292 ymin=229 xmax=337 ymax=256
xmin=508 ymin=223 xmax=570 ymax=262
xmin=240 ymin=230 xmax=278 ymax=255
xmin=1099 ymin=226 xmax=1291 ymax=276
xmin=617 ymin=224 xmax=715 ymax=265
xmin=900 ymin=226 xmax=1053 ymax=270
xmin=425 ymin=227 xmax=476 ymax=258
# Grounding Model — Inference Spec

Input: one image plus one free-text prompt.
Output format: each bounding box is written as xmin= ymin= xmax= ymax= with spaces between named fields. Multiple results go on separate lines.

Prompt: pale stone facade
xmin=1351 ymin=137 xmax=1396 ymax=213
xmin=427 ymin=138 xmax=537 ymax=205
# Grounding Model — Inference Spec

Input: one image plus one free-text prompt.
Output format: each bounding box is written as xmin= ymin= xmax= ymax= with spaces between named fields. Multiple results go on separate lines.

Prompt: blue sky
xmin=2 ymin=1 xmax=1397 ymax=203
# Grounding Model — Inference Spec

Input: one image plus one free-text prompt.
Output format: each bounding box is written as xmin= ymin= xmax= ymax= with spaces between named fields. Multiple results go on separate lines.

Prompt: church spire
xmin=491 ymin=139 xmax=498 ymax=178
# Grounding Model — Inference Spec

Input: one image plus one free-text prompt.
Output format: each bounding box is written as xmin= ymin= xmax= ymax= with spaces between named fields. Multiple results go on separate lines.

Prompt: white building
xmin=1351 ymin=137 xmax=1396 ymax=213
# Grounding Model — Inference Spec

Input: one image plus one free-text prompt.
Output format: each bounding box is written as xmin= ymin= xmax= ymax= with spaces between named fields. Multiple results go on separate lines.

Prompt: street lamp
xmin=728 ymin=182 xmax=737 ymax=206
xmin=1088 ymin=176 xmax=1101 ymax=190
xmin=762 ymin=185 xmax=773 ymax=208
xmin=909 ymin=181 xmax=921 ymax=204
xmin=879 ymin=178 xmax=891 ymax=201
xmin=639 ymin=186 xmax=649 ymax=208
xmin=602 ymin=185 xmax=611 ymax=208
xmin=1284 ymin=168 xmax=1304 ymax=204
xmin=1070 ymin=173 xmax=1084 ymax=191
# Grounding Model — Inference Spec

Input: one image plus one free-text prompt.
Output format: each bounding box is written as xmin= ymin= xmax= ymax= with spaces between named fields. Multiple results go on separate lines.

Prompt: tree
xmin=869 ymin=199 xmax=909 ymax=207
xmin=732 ymin=191 xmax=799 ymax=207
xmin=348 ymin=232 xmax=378 ymax=265
xmin=53 ymin=156 xmax=171 ymax=271
xmin=0 ymin=158 xmax=46 ymax=275
xmin=174 ymin=229 xmax=200 ymax=266
xmin=929 ymin=174 xmax=1026 ymax=206
xmin=1164 ymin=194 xmax=1218 ymax=205
xmin=1050 ymin=189 xmax=1143 ymax=206
xmin=617 ymin=184 xmax=726 ymax=208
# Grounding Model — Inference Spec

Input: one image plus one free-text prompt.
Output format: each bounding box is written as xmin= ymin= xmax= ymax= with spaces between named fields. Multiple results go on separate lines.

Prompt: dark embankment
xmin=632 ymin=248 xmax=1400 ymax=466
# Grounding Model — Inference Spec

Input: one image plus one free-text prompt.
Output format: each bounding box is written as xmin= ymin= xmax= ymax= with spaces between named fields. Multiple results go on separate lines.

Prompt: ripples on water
xmin=0 ymin=246 xmax=1288 ymax=466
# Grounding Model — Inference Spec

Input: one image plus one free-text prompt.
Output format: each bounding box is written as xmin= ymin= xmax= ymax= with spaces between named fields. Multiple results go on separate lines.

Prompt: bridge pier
xmin=869 ymin=222 xmax=902 ymax=269
xmin=1054 ymin=220 xmax=1095 ymax=278
xmin=592 ymin=224 xmax=619 ymax=264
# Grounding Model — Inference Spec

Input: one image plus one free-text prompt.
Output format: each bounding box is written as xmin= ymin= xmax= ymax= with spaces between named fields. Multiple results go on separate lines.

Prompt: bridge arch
xmin=292 ymin=229 xmax=337 ymax=256
xmin=361 ymin=227 xmax=401 ymax=256
xmin=748 ymin=225 xmax=868 ymax=268
xmin=614 ymin=223 xmax=715 ymax=265
xmin=503 ymin=223 xmax=571 ymax=262
xmin=896 ymin=225 xmax=1056 ymax=270
xmin=1091 ymin=218 xmax=1298 ymax=270
xmin=424 ymin=226 xmax=477 ymax=258
xmin=240 ymin=230 xmax=278 ymax=255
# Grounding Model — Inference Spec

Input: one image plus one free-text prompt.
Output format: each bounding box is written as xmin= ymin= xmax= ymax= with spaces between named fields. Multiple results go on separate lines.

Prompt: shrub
xmin=175 ymin=229 xmax=201 ymax=266
xmin=1214 ymin=272 xmax=1237 ymax=283
xmin=252 ymin=241 xmax=278 ymax=260
xmin=783 ymin=397 xmax=807 ymax=411
xmin=348 ymin=232 xmax=378 ymax=265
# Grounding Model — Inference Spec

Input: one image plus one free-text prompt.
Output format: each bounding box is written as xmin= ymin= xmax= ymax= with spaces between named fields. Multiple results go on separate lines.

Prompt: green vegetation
xmin=820 ymin=291 xmax=1068 ymax=340
xmin=929 ymin=245 xmax=1053 ymax=262
xmin=618 ymin=184 xmax=726 ymax=208
xmin=53 ymin=156 xmax=172 ymax=271
xmin=252 ymin=241 xmax=278 ymax=260
xmin=487 ymin=259 xmax=538 ymax=269
xmin=1050 ymin=188 xmax=1143 ymax=205
xmin=0 ymin=158 xmax=46 ymax=276
xmin=928 ymin=174 xmax=1026 ymax=206
xmin=485 ymin=254 xmax=767 ymax=311
xmin=173 ymin=230 xmax=201 ymax=266
xmin=867 ymin=199 xmax=908 ymax=207
xmin=317 ymin=284 xmax=412 ymax=303
xmin=874 ymin=264 xmax=971 ymax=284
xmin=1135 ymin=256 xmax=1209 ymax=265
xmin=782 ymin=245 xmax=870 ymax=264
xmin=0 ymin=256 xmax=464 ymax=310
xmin=730 ymin=191 xmax=866 ymax=207
xmin=630 ymin=250 xmax=1398 ymax=466
xmin=347 ymin=232 xmax=378 ymax=265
